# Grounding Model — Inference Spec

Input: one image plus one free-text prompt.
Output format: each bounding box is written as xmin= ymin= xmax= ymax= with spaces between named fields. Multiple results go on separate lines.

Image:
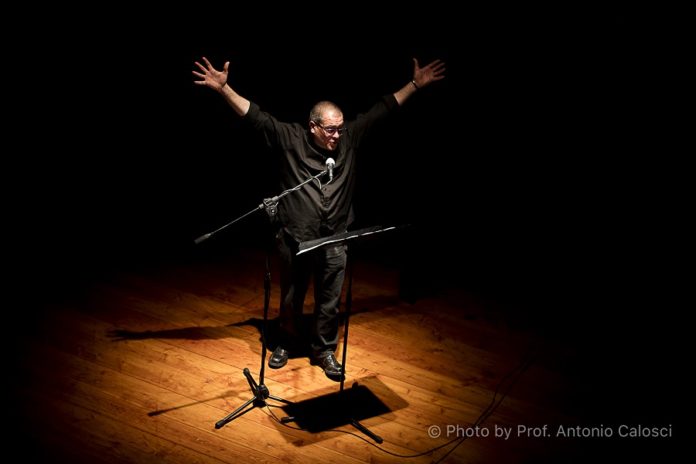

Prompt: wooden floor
xmin=11 ymin=247 xmax=679 ymax=463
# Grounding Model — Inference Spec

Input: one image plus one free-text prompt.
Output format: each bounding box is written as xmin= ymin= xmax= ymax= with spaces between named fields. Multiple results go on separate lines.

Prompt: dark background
xmin=11 ymin=6 xmax=686 ymax=449
xmin=18 ymin=9 xmax=681 ymax=308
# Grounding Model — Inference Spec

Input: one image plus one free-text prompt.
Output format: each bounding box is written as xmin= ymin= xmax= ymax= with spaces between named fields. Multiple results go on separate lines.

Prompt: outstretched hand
xmin=412 ymin=58 xmax=446 ymax=89
xmin=192 ymin=57 xmax=229 ymax=92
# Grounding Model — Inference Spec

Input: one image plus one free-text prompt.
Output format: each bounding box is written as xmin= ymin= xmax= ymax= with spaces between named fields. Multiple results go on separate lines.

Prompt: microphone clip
xmin=262 ymin=197 xmax=279 ymax=218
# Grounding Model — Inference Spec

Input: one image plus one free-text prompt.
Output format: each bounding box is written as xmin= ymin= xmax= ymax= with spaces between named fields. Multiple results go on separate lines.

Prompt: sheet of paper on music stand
xmin=297 ymin=225 xmax=402 ymax=255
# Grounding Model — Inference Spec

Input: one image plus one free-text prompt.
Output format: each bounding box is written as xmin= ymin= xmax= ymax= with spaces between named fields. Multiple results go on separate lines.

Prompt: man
xmin=193 ymin=56 xmax=445 ymax=380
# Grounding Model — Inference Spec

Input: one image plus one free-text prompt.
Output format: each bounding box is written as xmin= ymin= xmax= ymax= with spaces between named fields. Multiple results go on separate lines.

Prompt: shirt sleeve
xmin=244 ymin=102 xmax=299 ymax=149
xmin=348 ymin=94 xmax=399 ymax=146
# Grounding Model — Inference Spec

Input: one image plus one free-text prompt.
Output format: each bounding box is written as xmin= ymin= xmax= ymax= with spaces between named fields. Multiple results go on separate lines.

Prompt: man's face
xmin=310 ymin=109 xmax=344 ymax=151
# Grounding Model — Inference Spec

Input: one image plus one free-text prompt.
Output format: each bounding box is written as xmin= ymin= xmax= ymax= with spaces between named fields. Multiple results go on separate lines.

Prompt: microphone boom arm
xmin=194 ymin=168 xmax=329 ymax=244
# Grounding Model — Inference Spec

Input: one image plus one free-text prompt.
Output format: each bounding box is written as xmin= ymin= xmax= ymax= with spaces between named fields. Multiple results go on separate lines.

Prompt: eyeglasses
xmin=314 ymin=122 xmax=346 ymax=135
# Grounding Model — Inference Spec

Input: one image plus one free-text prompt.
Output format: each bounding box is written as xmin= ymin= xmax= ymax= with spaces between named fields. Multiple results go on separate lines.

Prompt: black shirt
xmin=244 ymin=95 xmax=398 ymax=242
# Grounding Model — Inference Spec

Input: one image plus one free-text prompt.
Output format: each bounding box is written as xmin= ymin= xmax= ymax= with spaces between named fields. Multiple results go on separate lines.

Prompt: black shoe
xmin=268 ymin=346 xmax=288 ymax=369
xmin=312 ymin=351 xmax=344 ymax=380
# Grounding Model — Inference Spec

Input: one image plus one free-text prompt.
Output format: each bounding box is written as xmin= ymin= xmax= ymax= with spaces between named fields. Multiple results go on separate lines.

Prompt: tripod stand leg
xmin=243 ymin=368 xmax=258 ymax=391
xmin=215 ymin=397 xmax=256 ymax=429
xmin=351 ymin=419 xmax=383 ymax=444
xmin=268 ymin=394 xmax=293 ymax=404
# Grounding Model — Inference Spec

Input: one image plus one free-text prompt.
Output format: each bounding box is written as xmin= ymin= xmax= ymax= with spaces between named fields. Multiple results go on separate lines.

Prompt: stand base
xmin=215 ymin=367 xmax=291 ymax=429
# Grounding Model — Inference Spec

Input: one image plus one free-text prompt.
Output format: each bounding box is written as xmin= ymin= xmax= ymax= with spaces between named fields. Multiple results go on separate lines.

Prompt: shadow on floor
xmin=278 ymin=376 xmax=408 ymax=439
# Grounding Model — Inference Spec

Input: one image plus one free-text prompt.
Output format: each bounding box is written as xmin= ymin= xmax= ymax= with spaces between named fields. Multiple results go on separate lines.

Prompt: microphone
xmin=326 ymin=157 xmax=335 ymax=182
xmin=194 ymin=233 xmax=211 ymax=245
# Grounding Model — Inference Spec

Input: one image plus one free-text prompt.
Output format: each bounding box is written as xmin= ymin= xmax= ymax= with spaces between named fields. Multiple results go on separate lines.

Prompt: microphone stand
xmin=194 ymin=169 xmax=330 ymax=245
xmin=195 ymin=168 xmax=329 ymax=429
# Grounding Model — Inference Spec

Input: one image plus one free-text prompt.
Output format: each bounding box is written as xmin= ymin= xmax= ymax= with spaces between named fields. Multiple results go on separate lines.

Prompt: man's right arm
xmin=219 ymin=83 xmax=251 ymax=117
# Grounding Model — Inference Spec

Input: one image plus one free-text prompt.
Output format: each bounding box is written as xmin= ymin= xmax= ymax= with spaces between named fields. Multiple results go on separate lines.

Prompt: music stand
xmin=281 ymin=225 xmax=403 ymax=443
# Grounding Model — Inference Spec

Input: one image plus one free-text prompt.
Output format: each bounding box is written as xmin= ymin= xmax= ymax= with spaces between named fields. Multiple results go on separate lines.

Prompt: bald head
xmin=309 ymin=101 xmax=343 ymax=124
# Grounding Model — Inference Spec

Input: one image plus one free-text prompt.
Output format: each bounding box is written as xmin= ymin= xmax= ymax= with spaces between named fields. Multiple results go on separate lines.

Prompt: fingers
xmin=413 ymin=57 xmax=446 ymax=80
xmin=425 ymin=59 xmax=446 ymax=72
xmin=202 ymin=56 xmax=213 ymax=68
xmin=431 ymin=65 xmax=446 ymax=78
xmin=423 ymin=59 xmax=446 ymax=80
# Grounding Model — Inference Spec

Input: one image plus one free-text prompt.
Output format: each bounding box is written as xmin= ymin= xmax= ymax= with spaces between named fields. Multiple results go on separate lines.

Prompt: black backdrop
xmin=19 ymin=10 xmax=678 ymax=311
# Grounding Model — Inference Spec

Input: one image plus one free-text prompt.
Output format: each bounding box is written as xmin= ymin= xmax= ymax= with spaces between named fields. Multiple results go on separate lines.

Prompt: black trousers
xmin=276 ymin=230 xmax=347 ymax=354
